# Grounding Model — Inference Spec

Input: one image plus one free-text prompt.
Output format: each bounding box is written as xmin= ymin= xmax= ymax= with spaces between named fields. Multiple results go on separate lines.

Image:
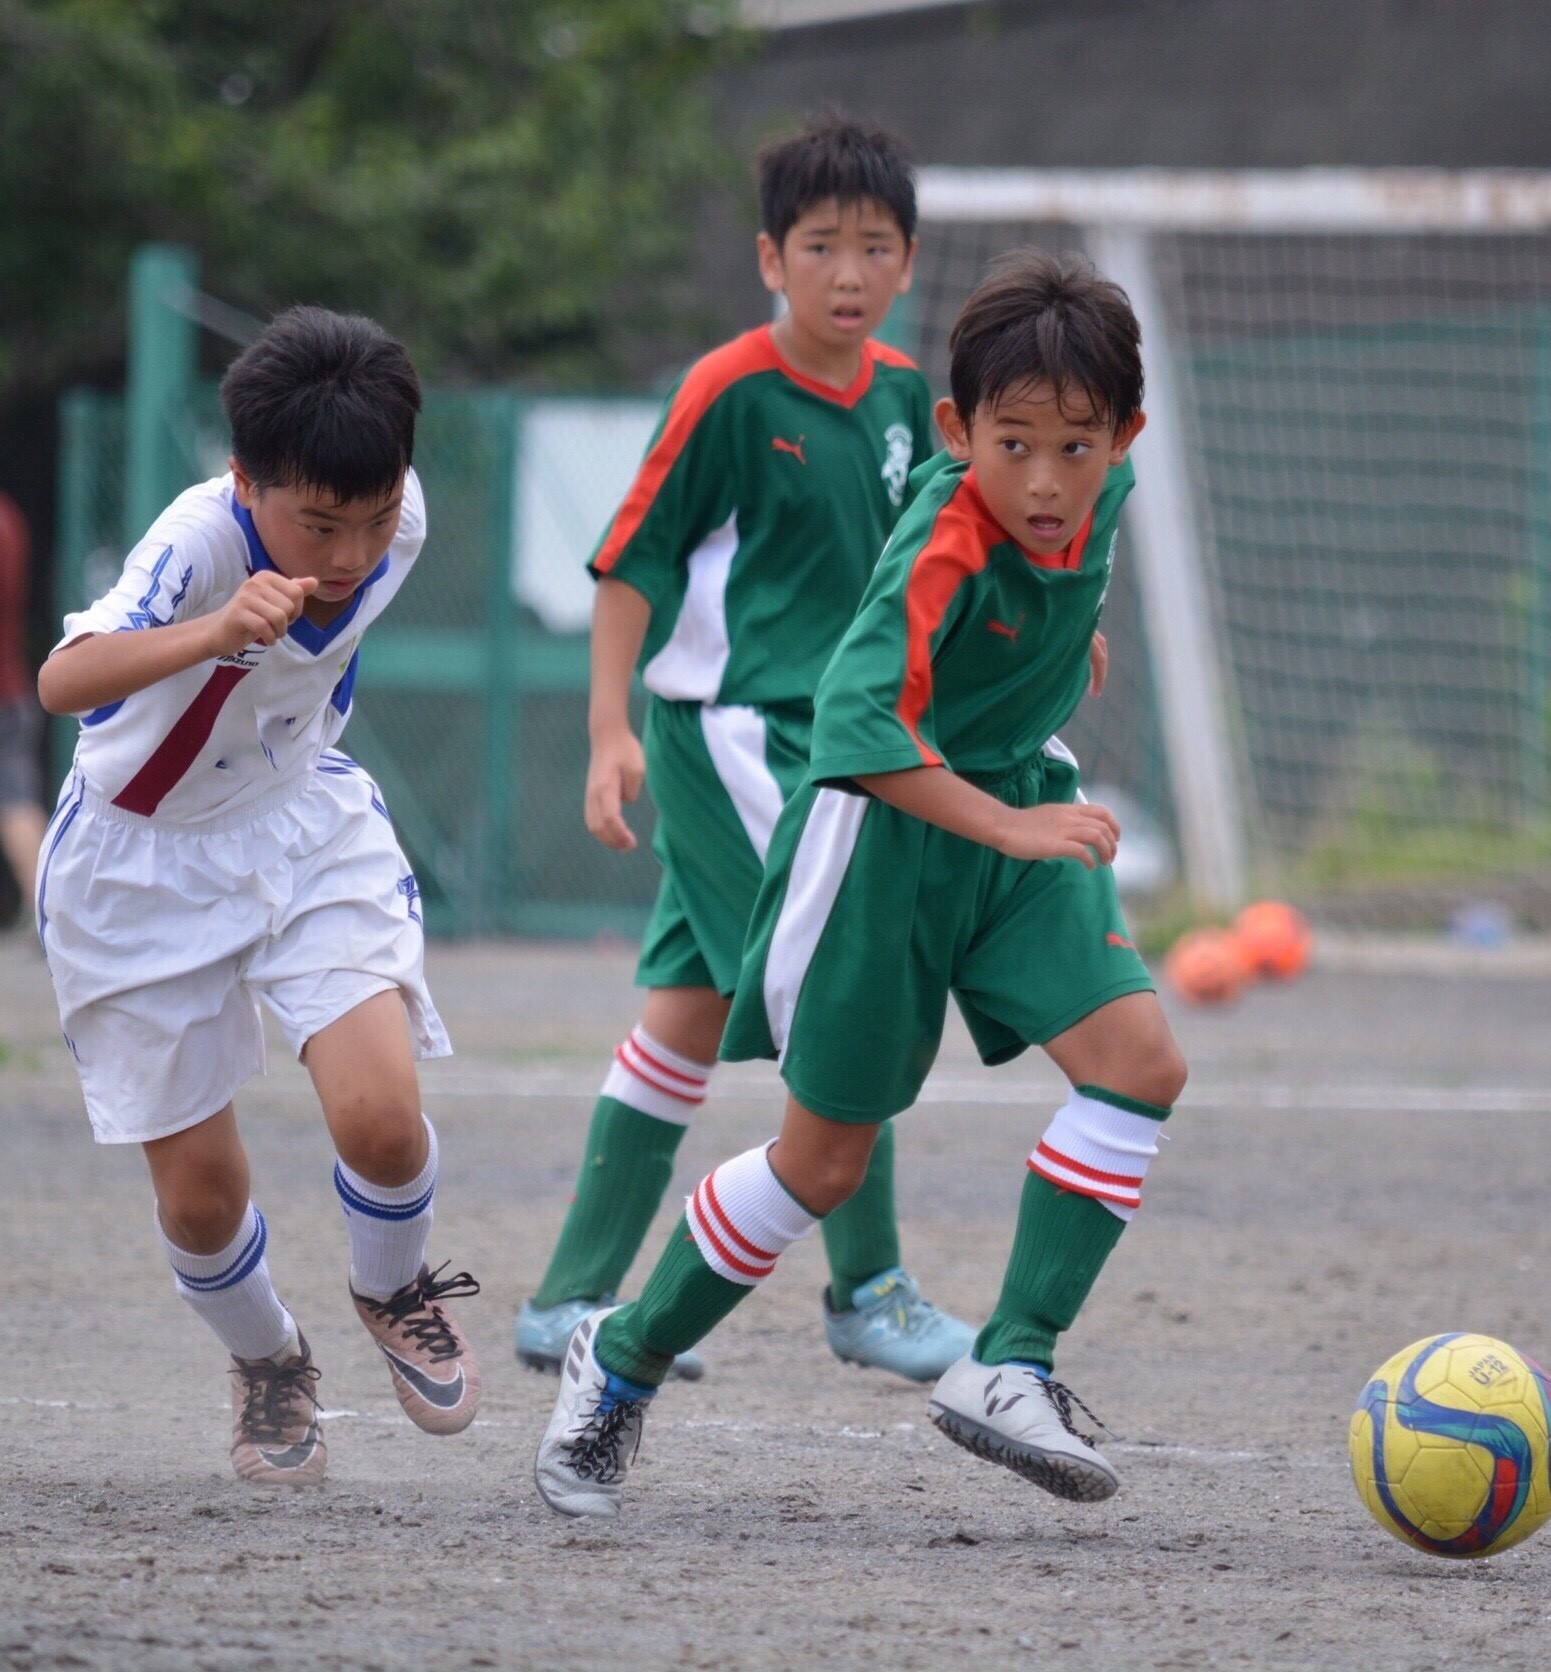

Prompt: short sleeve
xmin=809 ymin=490 xmax=982 ymax=784
xmin=55 ymin=527 xmax=216 ymax=654
xmin=587 ymin=371 xmax=737 ymax=611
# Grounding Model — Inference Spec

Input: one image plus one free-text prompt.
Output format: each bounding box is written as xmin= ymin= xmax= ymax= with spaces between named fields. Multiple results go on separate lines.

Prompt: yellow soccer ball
xmin=1349 ymin=1333 xmax=1551 ymax=1558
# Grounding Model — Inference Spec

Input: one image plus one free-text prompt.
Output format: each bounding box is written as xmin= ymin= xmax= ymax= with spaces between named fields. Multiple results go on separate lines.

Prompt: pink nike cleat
xmin=229 ymin=1331 xmax=326 ymax=1487
xmin=350 ymin=1263 xmax=481 ymax=1434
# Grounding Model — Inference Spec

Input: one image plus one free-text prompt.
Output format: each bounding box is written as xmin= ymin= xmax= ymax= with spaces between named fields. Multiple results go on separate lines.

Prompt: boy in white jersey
xmin=37 ymin=308 xmax=480 ymax=1486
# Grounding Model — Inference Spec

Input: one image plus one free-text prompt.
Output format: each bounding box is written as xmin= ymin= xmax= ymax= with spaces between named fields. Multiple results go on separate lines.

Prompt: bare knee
xmin=640 ymin=986 xmax=731 ymax=1066
xmin=792 ymin=1147 xmax=873 ymax=1216
xmin=330 ymin=1089 xmax=427 ymax=1186
xmin=1128 ymin=1036 xmax=1188 ymax=1110
xmin=768 ymin=1105 xmax=877 ymax=1216
xmin=156 ymin=1173 xmax=248 ymax=1252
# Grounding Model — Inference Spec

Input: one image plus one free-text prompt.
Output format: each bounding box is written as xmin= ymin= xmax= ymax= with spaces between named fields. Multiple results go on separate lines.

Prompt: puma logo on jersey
xmin=1106 ymin=932 xmax=1137 ymax=951
xmin=987 ymin=613 xmax=1025 ymax=643
xmin=772 ymin=434 xmax=806 ymax=465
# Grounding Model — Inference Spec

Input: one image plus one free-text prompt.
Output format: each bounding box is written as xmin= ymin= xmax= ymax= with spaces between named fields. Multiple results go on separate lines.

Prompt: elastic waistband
xmin=73 ymin=767 xmax=317 ymax=834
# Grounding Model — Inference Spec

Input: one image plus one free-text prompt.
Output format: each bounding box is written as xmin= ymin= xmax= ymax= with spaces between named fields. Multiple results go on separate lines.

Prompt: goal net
xmin=913 ymin=170 xmax=1551 ymax=933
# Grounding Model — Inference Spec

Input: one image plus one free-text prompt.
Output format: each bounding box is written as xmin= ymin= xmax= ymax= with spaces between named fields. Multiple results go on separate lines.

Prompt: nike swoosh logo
xmin=258 ymin=1430 xmax=321 ymax=1468
xmin=378 ymin=1344 xmax=466 ymax=1410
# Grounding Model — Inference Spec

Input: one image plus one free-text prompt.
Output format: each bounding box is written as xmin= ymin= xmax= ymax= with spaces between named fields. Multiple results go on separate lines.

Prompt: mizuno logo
xmin=378 ymin=1344 xmax=466 ymax=1410
xmin=772 ymin=434 xmax=806 ymax=465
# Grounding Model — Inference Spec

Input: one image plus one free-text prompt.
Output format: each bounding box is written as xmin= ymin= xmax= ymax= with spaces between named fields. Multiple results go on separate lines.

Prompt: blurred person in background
xmin=0 ymin=489 xmax=46 ymax=924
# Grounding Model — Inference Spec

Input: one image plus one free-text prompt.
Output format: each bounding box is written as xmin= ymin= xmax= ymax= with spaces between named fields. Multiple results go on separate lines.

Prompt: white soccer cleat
xmin=534 ymin=1308 xmax=655 ymax=1520
xmin=927 ymin=1355 xmax=1120 ymax=1502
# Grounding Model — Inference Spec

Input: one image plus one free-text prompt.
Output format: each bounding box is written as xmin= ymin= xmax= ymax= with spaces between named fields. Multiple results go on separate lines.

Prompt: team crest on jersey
xmin=881 ymin=424 xmax=913 ymax=508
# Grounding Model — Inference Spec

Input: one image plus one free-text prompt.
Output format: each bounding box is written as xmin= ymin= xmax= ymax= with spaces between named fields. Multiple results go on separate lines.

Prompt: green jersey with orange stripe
xmin=589 ymin=324 xmax=933 ymax=711
xmin=808 ymin=450 xmax=1136 ymax=784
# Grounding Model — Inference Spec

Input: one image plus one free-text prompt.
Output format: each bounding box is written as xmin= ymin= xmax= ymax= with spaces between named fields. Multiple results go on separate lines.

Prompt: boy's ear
xmin=935 ymin=396 xmax=971 ymax=461
xmin=755 ymin=230 xmax=786 ymax=297
xmin=229 ymin=456 xmax=256 ymax=507
xmin=1109 ymin=410 xmax=1146 ymax=464
xmin=896 ymin=234 xmax=919 ymax=297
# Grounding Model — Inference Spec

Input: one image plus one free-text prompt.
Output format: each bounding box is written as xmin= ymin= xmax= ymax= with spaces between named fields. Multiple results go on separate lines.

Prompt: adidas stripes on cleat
xmin=351 ymin=1263 xmax=482 ymax=1434
xmin=927 ymin=1355 xmax=1120 ymax=1502
xmin=534 ymin=1308 xmax=654 ymax=1520
xmin=229 ymin=1329 xmax=326 ymax=1488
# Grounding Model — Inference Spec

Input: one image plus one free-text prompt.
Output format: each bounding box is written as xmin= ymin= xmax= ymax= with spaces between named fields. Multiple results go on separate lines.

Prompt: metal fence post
xmin=481 ymin=391 xmax=521 ymax=932
xmin=124 ymin=244 xmax=199 ymax=551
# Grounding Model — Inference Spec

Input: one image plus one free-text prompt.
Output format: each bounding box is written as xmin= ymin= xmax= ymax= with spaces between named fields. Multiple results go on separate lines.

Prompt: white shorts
xmin=38 ymin=751 xmax=451 ymax=1145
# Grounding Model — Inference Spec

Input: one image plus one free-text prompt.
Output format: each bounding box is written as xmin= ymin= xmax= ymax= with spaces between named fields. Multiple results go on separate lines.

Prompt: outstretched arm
xmin=852 ymin=765 xmax=1120 ymax=869
xmin=38 ymin=571 xmax=317 ymax=716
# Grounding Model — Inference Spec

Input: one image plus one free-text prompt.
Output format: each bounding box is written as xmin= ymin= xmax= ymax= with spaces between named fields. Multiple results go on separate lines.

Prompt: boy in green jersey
xmin=536 ymin=251 xmax=1189 ymax=1520
xmin=517 ymin=117 xmax=974 ymax=1384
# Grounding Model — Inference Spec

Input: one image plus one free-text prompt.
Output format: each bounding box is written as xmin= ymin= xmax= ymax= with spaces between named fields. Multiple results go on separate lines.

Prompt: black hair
xmin=757 ymin=113 xmax=917 ymax=246
xmin=949 ymin=251 xmax=1143 ymax=431
xmin=220 ymin=306 xmax=421 ymax=503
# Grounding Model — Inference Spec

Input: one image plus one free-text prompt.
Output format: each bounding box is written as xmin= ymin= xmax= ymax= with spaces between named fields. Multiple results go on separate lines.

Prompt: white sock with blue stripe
xmin=158 ymin=1201 xmax=294 ymax=1361
xmin=334 ymin=1114 xmax=438 ymax=1300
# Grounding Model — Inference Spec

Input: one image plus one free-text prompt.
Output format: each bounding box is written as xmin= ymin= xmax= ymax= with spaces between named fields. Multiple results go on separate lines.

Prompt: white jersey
xmin=56 ymin=469 xmax=425 ymax=824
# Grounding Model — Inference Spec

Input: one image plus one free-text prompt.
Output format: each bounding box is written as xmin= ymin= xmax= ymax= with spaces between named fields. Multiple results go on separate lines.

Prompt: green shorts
xmin=720 ymin=747 xmax=1154 ymax=1123
xmin=635 ymin=698 xmax=812 ymax=996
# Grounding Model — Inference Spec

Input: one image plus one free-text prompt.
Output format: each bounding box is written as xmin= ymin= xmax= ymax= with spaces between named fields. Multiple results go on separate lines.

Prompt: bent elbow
xmin=36 ymin=660 xmax=77 ymax=717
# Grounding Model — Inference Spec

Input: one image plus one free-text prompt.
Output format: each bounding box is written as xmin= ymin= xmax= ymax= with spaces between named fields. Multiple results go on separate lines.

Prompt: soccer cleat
xmin=229 ymin=1330 xmax=326 ymax=1487
xmin=534 ymin=1308 xmax=655 ymax=1520
xmin=823 ymin=1267 xmax=977 ymax=1383
xmin=351 ymin=1263 xmax=482 ymax=1435
xmin=517 ymin=1294 xmax=705 ymax=1382
xmin=927 ymin=1355 xmax=1120 ymax=1502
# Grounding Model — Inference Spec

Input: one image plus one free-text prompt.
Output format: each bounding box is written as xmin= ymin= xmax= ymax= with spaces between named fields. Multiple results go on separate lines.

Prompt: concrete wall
xmin=694 ymin=0 xmax=1551 ymax=339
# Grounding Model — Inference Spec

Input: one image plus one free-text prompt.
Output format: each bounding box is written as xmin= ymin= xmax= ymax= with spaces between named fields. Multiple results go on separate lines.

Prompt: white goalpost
xmin=914 ymin=169 xmax=1551 ymax=927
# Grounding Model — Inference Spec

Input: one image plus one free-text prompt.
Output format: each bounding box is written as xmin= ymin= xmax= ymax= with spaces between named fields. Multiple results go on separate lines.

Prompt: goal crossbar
xmin=917 ymin=168 xmax=1551 ymax=233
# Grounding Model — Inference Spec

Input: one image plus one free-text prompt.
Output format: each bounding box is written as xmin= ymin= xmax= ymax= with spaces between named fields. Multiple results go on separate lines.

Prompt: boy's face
xmin=935 ymin=384 xmax=1144 ymax=556
xmin=757 ymin=197 xmax=916 ymax=350
xmin=231 ymin=461 xmax=405 ymax=605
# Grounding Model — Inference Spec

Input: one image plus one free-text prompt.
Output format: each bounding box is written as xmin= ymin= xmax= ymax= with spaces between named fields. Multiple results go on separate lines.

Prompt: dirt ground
xmin=5 ymin=930 xmax=1551 ymax=1669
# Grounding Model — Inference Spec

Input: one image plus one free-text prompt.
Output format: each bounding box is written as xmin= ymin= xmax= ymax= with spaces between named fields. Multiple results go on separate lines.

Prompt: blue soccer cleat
xmin=517 ymin=1295 xmax=704 ymax=1381
xmin=823 ymin=1266 xmax=976 ymax=1383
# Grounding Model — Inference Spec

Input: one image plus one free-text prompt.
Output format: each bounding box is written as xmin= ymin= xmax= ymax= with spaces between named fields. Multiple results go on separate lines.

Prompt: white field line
xmin=419 ymin=1066 xmax=1551 ymax=1116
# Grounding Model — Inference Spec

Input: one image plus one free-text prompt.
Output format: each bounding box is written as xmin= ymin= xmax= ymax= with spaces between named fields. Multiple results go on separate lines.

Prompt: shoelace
xmin=566 ymin=1400 xmax=645 ymax=1485
xmin=361 ymin=1263 xmax=481 ymax=1362
xmin=1043 ymin=1379 xmax=1112 ymax=1449
xmin=235 ymin=1356 xmax=321 ymax=1443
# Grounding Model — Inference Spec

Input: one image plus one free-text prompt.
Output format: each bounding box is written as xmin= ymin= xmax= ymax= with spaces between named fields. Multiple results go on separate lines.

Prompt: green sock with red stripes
xmin=532 ymin=1096 xmax=686 ymax=1308
xmin=596 ymin=1214 xmax=748 ymax=1387
xmin=972 ymin=1170 xmax=1127 ymax=1371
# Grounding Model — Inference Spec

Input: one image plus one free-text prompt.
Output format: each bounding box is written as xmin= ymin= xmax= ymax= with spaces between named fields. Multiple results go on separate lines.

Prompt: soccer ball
xmin=1232 ymin=900 xmax=1312 ymax=981
xmin=1163 ymin=926 xmax=1246 ymax=1006
xmin=1349 ymin=1333 xmax=1551 ymax=1558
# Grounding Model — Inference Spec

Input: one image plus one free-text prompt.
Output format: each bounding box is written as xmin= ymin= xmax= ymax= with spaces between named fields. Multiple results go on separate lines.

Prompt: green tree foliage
xmin=0 ymin=0 xmax=742 ymax=396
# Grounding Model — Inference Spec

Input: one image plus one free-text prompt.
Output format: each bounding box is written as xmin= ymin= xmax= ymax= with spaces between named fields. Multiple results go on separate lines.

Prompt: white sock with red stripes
xmin=1026 ymin=1085 xmax=1168 ymax=1221
xmin=602 ymin=1025 xmax=713 ymax=1125
xmin=686 ymin=1143 xmax=818 ymax=1284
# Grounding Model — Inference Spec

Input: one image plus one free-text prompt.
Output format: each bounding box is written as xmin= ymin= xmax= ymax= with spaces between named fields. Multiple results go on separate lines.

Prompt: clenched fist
xmin=205 ymin=571 xmax=319 ymax=658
